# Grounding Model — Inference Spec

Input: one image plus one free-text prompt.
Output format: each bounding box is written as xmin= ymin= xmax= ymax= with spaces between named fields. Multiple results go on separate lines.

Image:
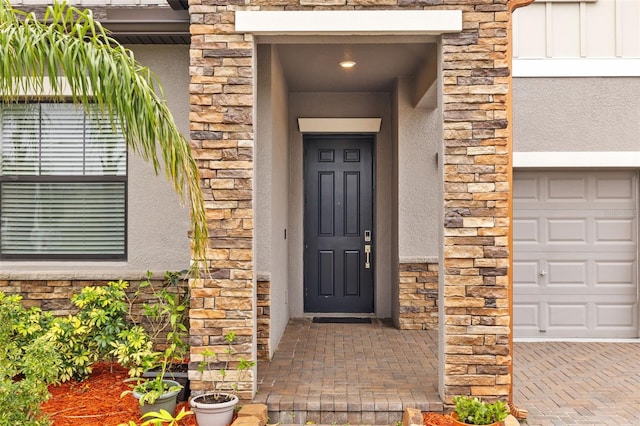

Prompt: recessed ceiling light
xmin=339 ymin=60 xmax=356 ymax=68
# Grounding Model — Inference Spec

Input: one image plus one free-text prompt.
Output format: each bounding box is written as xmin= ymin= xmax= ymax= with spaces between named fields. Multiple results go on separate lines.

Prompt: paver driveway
xmin=513 ymin=340 xmax=640 ymax=425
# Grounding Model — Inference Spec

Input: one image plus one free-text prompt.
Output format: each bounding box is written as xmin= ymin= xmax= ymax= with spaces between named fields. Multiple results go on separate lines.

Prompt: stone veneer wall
xmin=0 ymin=276 xmax=187 ymax=350
xmin=256 ymin=278 xmax=271 ymax=361
xmin=188 ymin=0 xmax=526 ymax=402
xmin=398 ymin=261 xmax=439 ymax=330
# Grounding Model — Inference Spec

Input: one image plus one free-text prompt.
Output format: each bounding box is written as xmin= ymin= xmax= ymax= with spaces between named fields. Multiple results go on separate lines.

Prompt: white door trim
xmin=514 ymin=151 xmax=640 ymax=168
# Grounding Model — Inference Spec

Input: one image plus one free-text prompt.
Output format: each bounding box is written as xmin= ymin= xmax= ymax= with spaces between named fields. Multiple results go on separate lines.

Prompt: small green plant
xmin=124 ymin=271 xmax=190 ymax=368
xmin=118 ymin=407 xmax=193 ymax=426
xmin=194 ymin=331 xmax=256 ymax=403
xmin=453 ymin=396 xmax=508 ymax=425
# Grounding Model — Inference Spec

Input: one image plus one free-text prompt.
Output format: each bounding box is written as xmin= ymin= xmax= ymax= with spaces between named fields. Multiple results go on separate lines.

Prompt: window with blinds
xmin=0 ymin=103 xmax=127 ymax=259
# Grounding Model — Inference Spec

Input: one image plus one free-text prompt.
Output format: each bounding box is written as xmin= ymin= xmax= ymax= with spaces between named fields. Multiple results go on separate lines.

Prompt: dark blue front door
xmin=303 ymin=135 xmax=374 ymax=313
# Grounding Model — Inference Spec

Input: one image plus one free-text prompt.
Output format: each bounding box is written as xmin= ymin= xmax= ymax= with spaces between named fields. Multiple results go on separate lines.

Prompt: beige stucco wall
xmin=513 ymin=77 xmax=640 ymax=152
xmin=256 ymin=45 xmax=290 ymax=355
xmin=288 ymin=93 xmax=393 ymax=318
xmin=0 ymin=44 xmax=191 ymax=277
xmin=396 ymin=76 xmax=441 ymax=259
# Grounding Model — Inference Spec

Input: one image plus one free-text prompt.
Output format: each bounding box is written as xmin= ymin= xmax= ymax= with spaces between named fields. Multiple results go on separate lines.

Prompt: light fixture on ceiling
xmin=339 ymin=60 xmax=356 ymax=69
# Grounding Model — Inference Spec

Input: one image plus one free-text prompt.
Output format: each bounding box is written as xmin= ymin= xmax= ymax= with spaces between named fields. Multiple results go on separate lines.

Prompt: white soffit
xmin=235 ymin=10 xmax=462 ymax=35
xmin=298 ymin=118 xmax=382 ymax=133
xmin=513 ymin=59 xmax=640 ymax=77
xmin=514 ymin=152 xmax=640 ymax=168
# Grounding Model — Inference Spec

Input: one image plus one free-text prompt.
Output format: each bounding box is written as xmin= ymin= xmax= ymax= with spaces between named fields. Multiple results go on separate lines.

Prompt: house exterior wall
xmin=0 ymin=44 xmax=192 ymax=277
xmin=513 ymin=0 xmax=640 ymax=59
xmin=395 ymin=76 xmax=442 ymax=330
xmin=189 ymin=0 xmax=525 ymax=403
xmin=511 ymin=1 xmax=640 ymax=339
xmin=514 ymin=77 xmax=640 ymax=153
xmin=256 ymin=44 xmax=290 ymax=360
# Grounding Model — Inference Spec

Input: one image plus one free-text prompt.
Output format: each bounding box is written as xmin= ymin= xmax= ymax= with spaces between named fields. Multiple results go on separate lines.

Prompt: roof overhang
xmin=103 ymin=8 xmax=190 ymax=45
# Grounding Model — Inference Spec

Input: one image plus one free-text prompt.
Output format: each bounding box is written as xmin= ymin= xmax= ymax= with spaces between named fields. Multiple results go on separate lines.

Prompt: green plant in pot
xmin=451 ymin=395 xmax=508 ymax=426
xmin=131 ymin=271 xmax=191 ymax=402
xmin=117 ymin=271 xmax=191 ymax=416
xmin=121 ymin=342 xmax=184 ymax=416
xmin=189 ymin=331 xmax=256 ymax=426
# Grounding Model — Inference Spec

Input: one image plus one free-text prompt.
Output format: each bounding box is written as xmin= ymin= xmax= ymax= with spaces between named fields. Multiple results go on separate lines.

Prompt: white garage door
xmin=514 ymin=170 xmax=639 ymax=338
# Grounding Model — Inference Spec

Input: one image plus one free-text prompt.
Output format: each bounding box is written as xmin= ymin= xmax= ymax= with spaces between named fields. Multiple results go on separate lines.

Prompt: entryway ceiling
xmin=275 ymin=43 xmax=435 ymax=93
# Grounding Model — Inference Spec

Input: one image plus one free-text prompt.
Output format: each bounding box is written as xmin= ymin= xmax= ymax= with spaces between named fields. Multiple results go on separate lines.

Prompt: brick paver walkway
xmin=513 ymin=341 xmax=640 ymax=425
xmin=255 ymin=318 xmax=441 ymax=424
xmin=257 ymin=319 xmax=640 ymax=425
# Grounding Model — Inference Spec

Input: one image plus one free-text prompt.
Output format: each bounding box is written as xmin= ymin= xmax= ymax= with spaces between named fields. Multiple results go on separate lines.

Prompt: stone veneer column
xmin=187 ymin=0 xmax=527 ymax=403
xmin=188 ymin=0 xmax=256 ymax=399
xmin=439 ymin=0 xmax=524 ymax=403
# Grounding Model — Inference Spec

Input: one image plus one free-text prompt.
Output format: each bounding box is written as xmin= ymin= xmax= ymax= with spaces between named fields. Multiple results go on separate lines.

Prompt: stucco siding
xmin=256 ymin=45 xmax=290 ymax=356
xmin=396 ymin=77 xmax=441 ymax=259
xmin=513 ymin=77 xmax=640 ymax=152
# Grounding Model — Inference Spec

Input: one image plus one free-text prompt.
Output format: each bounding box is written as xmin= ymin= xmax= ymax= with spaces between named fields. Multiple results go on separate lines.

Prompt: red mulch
xmin=41 ymin=362 xmax=197 ymax=426
xmin=423 ymin=412 xmax=455 ymax=426
xmin=40 ymin=362 xmax=451 ymax=426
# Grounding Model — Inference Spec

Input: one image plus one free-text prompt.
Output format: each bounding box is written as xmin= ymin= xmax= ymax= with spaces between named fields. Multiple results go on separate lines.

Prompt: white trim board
xmin=235 ymin=10 xmax=462 ymax=35
xmin=513 ymin=58 xmax=640 ymax=77
xmin=514 ymin=151 xmax=640 ymax=168
xmin=298 ymin=118 xmax=381 ymax=133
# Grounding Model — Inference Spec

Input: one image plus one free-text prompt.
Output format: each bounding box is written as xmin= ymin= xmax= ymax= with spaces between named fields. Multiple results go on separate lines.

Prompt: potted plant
xmin=450 ymin=395 xmax=509 ymax=426
xmin=189 ymin=331 xmax=256 ymax=426
xmin=134 ymin=271 xmax=191 ymax=402
xmin=122 ymin=346 xmax=184 ymax=415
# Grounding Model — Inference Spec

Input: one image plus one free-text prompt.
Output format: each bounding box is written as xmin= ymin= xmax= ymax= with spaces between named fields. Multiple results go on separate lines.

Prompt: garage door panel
xmin=513 ymin=218 xmax=539 ymax=242
xmin=548 ymin=303 xmax=588 ymax=328
xmin=513 ymin=261 xmax=540 ymax=287
xmin=514 ymin=170 xmax=639 ymax=338
xmin=547 ymin=176 xmax=587 ymax=200
xmin=547 ymin=261 xmax=587 ymax=286
xmin=596 ymin=219 xmax=635 ymax=242
xmin=513 ymin=176 xmax=538 ymax=200
xmin=547 ymin=219 xmax=587 ymax=243
xmin=513 ymin=303 xmax=540 ymax=329
xmin=597 ymin=304 xmax=638 ymax=328
xmin=595 ymin=176 xmax=635 ymax=200
xmin=596 ymin=261 xmax=636 ymax=287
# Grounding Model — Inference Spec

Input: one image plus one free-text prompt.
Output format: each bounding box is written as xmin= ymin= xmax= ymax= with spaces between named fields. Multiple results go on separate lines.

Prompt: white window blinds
xmin=0 ymin=103 xmax=127 ymax=259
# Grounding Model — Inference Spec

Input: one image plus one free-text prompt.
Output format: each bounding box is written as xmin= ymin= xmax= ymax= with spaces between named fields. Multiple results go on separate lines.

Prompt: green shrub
xmin=0 ymin=293 xmax=61 ymax=426
xmin=453 ymin=395 xmax=508 ymax=425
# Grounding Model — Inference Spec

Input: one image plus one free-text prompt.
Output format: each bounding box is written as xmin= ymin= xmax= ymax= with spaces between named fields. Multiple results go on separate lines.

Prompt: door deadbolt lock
xmin=364 ymin=229 xmax=371 ymax=242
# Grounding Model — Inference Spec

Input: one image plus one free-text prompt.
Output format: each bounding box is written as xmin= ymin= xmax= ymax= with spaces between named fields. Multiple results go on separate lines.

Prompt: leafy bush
xmin=453 ymin=395 xmax=508 ymax=425
xmin=0 ymin=293 xmax=61 ymax=426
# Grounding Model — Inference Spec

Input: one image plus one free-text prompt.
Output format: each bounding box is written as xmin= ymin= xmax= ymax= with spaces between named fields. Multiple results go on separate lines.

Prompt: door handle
xmin=364 ymin=244 xmax=371 ymax=269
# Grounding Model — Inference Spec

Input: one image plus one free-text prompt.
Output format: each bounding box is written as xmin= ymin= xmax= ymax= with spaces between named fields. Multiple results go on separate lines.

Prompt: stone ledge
xmin=233 ymin=404 xmax=268 ymax=426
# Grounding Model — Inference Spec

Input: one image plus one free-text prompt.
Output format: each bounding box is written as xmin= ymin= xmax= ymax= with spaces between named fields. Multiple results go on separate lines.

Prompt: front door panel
xmin=304 ymin=135 xmax=374 ymax=313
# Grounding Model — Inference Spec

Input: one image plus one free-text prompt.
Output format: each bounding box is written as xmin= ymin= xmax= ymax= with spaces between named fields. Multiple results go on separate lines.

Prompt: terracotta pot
xmin=450 ymin=412 xmax=504 ymax=426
